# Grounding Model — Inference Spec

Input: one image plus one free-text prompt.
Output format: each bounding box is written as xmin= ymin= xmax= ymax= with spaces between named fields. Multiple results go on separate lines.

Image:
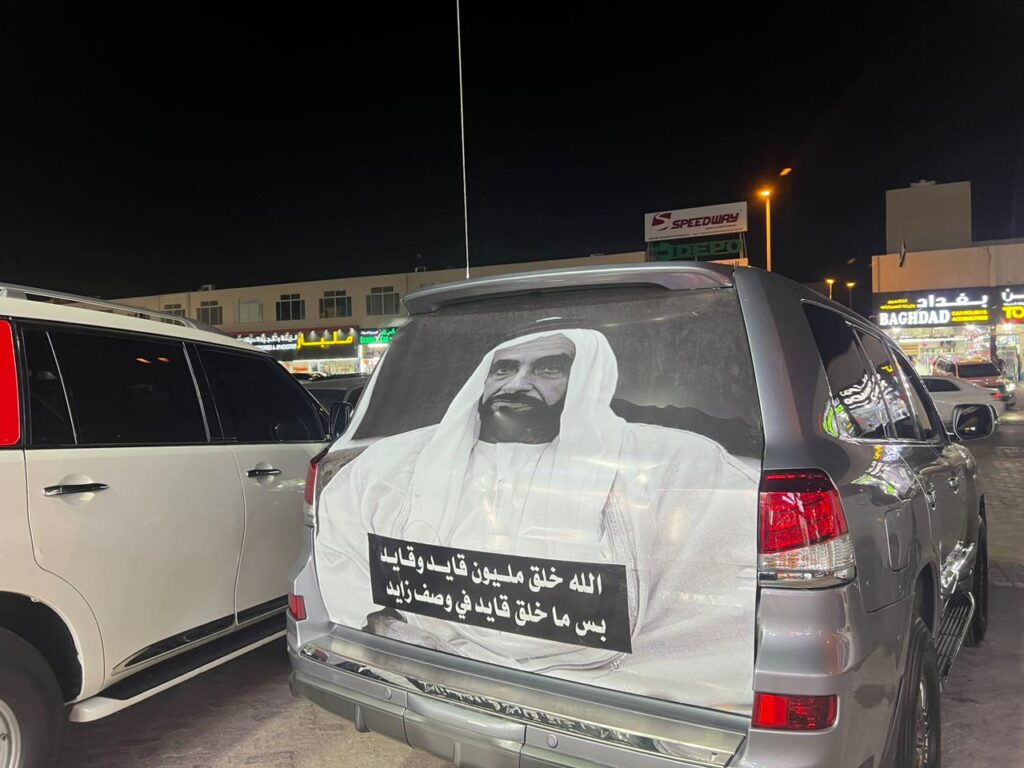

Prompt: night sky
xmin=1 ymin=1 xmax=1022 ymax=301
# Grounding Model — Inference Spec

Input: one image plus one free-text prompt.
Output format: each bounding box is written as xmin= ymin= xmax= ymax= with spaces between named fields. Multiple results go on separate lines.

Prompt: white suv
xmin=0 ymin=284 xmax=330 ymax=767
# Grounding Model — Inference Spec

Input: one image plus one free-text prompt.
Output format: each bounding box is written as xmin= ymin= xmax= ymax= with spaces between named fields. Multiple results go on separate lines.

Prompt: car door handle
xmin=924 ymin=488 xmax=937 ymax=509
xmin=948 ymin=475 xmax=961 ymax=491
xmin=246 ymin=467 xmax=282 ymax=478
xmin=43 ymin=482 xmax=109 ymax=497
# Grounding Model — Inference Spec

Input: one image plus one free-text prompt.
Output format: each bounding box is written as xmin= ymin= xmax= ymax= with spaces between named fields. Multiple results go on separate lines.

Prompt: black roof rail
xmin=403 ymin=262 xmax=735 ymax=315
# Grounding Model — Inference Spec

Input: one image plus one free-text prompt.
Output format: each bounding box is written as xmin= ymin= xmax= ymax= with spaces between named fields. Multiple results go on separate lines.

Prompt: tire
xmin=891 ymin=616 xmax=941 ymax=768
xmin=965 ymin=518 xmax=989 ymax=646
xmin=0 ymin=629 xmax=65 ymax=768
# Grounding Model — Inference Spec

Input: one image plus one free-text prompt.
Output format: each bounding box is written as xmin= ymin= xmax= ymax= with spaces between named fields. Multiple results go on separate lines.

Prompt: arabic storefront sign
xmin=359 ymin=327 xmax=399 ymax=345
xmin=874 ymin=286 xmax=1024 ymax=328
xmin=368 ymin=534 xmax=632 ymax=653
xmin=235 ymin=328 xmax=359 ymax=359
xmin=644 ymin=202 xmax=748 ymax=242
xmin=648 ymin=235 xmax=743 ymax=262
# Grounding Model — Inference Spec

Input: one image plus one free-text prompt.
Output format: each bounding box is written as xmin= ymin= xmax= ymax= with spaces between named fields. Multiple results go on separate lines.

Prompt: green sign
xmin=359 ymin=327 xmax=399 ymax=345
xmin=650 ymin=236 xmax=742 ymax=262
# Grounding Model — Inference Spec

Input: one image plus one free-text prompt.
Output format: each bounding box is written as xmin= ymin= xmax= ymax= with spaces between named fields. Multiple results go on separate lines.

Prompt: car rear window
xmin=958 ymin=363 xmax=999 ymax=377
xmin=354 ymin=286 xmax=763 ymax=457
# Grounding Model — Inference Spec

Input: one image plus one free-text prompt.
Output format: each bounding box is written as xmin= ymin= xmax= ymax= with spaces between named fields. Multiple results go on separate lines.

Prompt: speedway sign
xmin=644 ymin=202 xmax=748 ymax=242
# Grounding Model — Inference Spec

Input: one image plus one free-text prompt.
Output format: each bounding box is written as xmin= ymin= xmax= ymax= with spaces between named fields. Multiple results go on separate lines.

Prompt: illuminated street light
xmin=845 ymin=281 xmax=856 ymax=309
xmin=779 ymin=167 xmax=793 ymax=176
xmin=759 ymin=189 xmax=772 ymax=272
xmin=825 ymin=277 xmax=836 ymax=300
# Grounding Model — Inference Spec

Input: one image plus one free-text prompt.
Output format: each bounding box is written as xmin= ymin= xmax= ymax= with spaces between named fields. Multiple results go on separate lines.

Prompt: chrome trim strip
xmin=299 ymin=641 xmax=742 ymax=766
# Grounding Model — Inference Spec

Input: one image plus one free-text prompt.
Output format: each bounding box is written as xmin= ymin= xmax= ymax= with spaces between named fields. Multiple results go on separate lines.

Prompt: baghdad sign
xmin=644 ymin=202 xmax=748 ymax=242
xmin=875 ymin=286 xmax=1024 ymax=328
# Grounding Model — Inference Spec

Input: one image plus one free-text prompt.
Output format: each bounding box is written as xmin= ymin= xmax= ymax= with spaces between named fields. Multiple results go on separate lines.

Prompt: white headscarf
xmin=398 ymin=329 xmax=628 ymax=560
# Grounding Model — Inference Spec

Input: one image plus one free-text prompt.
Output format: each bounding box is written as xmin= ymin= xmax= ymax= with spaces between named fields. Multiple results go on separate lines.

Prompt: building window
xmin=276 ymin=293 xmax=305 ymax=322
xmin=319 ymin=290 xmax=352 ymax=319
xmin=238 ymin=300 xmax=263 ymax=324
xmin=163 ymin=303 xmax=186 ymax=317
xmin=366 ymin=286 xmax=400 ymax=316
xmin=196 ymin=300 xmax=223 ymax=326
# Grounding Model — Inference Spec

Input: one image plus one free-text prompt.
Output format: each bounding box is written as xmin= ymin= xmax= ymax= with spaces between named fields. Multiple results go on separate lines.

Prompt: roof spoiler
xmin=403 ymin=262 xmax=735 ymax=315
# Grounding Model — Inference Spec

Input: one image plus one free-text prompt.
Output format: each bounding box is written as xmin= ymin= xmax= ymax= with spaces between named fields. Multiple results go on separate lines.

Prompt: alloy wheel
xmin=0 ymin=699 xmax=20 ymax=768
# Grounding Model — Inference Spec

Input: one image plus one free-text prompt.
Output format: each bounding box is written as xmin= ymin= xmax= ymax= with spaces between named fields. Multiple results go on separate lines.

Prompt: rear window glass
xmin=355 ymin=287 xmax=763 ymax=458
xmin=957 ymin=363 xmax=999 ymax=378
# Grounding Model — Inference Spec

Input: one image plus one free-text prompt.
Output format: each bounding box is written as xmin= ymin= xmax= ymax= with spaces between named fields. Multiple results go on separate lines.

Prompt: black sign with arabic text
xmin=367 ymin=533 xmax=632 ymax=653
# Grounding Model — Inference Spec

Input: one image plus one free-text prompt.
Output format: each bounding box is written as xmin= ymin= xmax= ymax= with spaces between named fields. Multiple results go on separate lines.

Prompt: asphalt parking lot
xmin=59 ymin=415 xmax=1024 ymax=768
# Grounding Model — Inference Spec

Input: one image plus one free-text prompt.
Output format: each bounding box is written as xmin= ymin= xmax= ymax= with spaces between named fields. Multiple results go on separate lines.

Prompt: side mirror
xmin=329 ymin=401 xmax=354 ymax=438
xmin=951 ymin=403 xmax=997 ymax=441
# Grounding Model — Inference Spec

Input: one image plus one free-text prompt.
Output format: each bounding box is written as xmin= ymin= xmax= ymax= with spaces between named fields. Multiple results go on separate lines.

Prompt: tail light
xmin=753 ymin=692 xmax=837 ymax=730
xmin=303 ymin=449 xmax=329 ymax=527
xmin=288 ymin=593 xmax=307 ymax=621
xmin=991 ymin=391 xmax=1003 ymax=400
xmin=758 ymin=470 xmax=855 ymax=586
xmin=0 ymin=321 xmax=19 ymax=447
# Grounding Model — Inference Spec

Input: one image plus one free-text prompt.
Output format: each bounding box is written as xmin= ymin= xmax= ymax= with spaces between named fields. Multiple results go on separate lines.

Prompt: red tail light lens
xmin=304 ymin=457 xmax=319 ymax=506
xmin=288 ymin=593 xmax=307 ymax=621
xmin=753 ymin=692 xmax=837 ymax=730
xmin=0 ymin=321 xmax=19 ymax=447
xmin=992 ymin=391 xmax=1003 ymax=400
xmin=759 ymin=471 xmax=848 ymax=554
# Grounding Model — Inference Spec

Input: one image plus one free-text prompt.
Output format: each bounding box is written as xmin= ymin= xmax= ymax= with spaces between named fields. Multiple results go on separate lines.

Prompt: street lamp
xmin=759 ymin=188 xmax=772 ymax=272
xmin=845 ymin=281 xmax=856 ymax=309
xmin=825 ymin=277 xmax=836 ymax=300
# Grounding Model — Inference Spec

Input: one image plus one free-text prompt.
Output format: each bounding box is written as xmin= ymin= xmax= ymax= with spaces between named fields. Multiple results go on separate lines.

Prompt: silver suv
xmin=288 ymin=264 xmax=991 ymax=768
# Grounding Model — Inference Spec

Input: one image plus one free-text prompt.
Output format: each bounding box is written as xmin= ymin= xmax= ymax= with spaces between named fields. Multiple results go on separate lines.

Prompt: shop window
xmin=320 ymin=290 xmax=352 ymax=319
xmin=196 ymin=300 xmax=223 ymax=326
xmin=276 ymin=293 xmax=306 ymax=322
xmin=238 ymin=300 xmax=263 ymax=324
xmin=163 ymin=303 xmax=186 ymax=317
xmin=366 ymin=286 xmax=400 ymax=316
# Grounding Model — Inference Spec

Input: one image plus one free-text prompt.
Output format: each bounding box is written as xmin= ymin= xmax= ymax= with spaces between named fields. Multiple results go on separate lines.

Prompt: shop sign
xmin=649 ymin=236 xmax=743 ymax=262
xmin=359 ymin=327 xmax=399 ymax=345
xmin=236 ymin=327 xmax=358 ymax=352
xmin=872 ymin=286 xmax=1024 ymax=328
xmin=644 ymin=202 xmax=748 ymax=242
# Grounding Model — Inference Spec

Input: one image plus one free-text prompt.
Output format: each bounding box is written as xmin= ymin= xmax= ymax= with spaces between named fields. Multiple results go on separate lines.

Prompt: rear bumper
xmin=289 ymin=641 xmax=745 ymax=768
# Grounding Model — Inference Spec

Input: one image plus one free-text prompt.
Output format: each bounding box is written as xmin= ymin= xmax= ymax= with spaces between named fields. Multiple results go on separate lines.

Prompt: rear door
xmin=197 ymin=346 xmax=327 ymax=620
xmin=22 ymin=326 xmax=244 ymax=674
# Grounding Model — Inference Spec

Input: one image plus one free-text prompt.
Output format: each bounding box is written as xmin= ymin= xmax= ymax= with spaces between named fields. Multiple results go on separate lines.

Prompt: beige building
xmin=117 ymin=252 xmax=647 ymax=375
xmin=872 ymin=181 xmax=1024 ymax=380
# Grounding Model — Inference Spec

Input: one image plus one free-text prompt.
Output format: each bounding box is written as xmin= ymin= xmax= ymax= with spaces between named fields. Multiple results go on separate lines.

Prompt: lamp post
xmin=845 ymin=281 xmax=856 ymax=309
xmin=759 ymin=188 xmax=772 ymax=272
xmin=825 ymin=278 xmax=836 ymax=300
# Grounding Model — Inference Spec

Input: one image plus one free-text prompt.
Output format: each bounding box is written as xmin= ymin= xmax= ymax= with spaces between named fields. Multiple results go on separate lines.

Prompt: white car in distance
xmin=922 ymin=375 xmax=1006 ymax=426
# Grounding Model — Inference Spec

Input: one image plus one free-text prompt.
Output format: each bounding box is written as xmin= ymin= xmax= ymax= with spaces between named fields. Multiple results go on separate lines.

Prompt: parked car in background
xmin=300 ymin=372 xmax=370 ymax=412
xmin=0 ymin=283 xmax=332 ymax=768
xmin=923 ymin=375 xmax=1006 ymax=426
xmin=289 ymin=263 xmax=993 ymax=768
xmin=291 ymin=371 xmax=326 ymax=382
xmin=932 ymin=355 xmax=1016 ymax=407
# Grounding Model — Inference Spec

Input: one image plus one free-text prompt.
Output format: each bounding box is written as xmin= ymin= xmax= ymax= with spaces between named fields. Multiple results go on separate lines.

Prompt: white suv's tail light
xmin=0 ymin=320 xmax=20 ymax=447
xmin=303 ymin=449 xmax=328 ymax=527
xmin=758 ymin=470 xmax=855 ymax=586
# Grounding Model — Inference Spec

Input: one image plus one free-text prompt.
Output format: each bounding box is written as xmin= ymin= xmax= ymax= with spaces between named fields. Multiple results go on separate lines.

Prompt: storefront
xmin=234 ymin=327 xmax=361 ymax=376
xmin=873 ymin=285 xmax=1024 ymax=381
xmin=358 ymin=327 xmax=401 ymax=374
xmin=233 ymin=325 xmax=404 ymax=376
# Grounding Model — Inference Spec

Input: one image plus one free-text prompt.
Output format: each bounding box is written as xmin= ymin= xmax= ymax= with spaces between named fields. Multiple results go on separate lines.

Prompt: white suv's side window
xmin=47 ymin=330 xmax=207 ymax=445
